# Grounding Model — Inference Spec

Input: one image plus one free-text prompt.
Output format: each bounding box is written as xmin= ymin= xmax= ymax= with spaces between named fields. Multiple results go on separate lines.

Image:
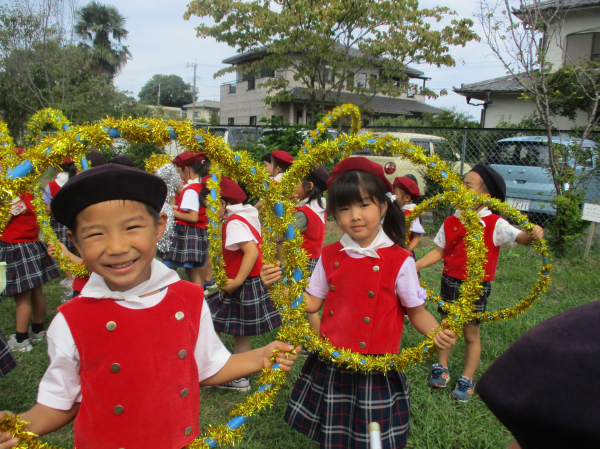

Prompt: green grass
xmin=2 ymin=222 xmax=599 ymax=448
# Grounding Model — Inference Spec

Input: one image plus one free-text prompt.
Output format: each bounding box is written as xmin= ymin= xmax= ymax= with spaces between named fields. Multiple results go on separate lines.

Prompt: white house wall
xmin=546 ymin=8 xmax=600 ymax=68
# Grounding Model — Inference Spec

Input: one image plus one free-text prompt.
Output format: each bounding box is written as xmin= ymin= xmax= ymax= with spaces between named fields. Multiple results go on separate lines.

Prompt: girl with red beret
xmin=161 ymin=152 xmax=210 ymax=286
xmin=271 ymin=150 xmax=294 ymax=182
xmin=392 ymin=176 xmax=425 ymax=259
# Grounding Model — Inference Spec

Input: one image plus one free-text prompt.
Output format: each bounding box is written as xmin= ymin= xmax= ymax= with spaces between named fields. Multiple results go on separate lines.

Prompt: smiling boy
xmin=3 ymin=164 xmax=298 ymax=449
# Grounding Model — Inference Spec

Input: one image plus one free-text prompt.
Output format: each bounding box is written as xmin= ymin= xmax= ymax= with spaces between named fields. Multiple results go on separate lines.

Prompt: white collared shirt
xmin=224 ymin=204 xmax=261 ymax=251
xmin=297 ymin=197 xmax=327 ymax=224
xmin=401 ymin=203 xmax=425 ymax=235
xmin=179 ymin=178 xmax=201 ymax=212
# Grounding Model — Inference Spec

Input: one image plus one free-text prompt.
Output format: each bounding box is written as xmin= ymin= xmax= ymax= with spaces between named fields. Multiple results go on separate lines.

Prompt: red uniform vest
xmin=58 ymin=281 xmax=203 ymax=449
xmin=319 ymin=242 xmax=410 ymax=354
xmin=48 ymin=180 xmax=61 ymax=198
xmin=442 ymin=214 xmax=501 ymax=281
xmin=223 ymin=215 xmax=263 ymax=279
xmin=296 ymin=204 xmax=326 ymax=259
xmin=1 ymin=193 xmax=39 ymax=243
xmin=176 ymin=184 xmax=207 ymax=229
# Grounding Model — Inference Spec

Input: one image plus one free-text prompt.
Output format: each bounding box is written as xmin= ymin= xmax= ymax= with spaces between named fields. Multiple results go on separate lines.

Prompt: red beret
xmin=173 ymin=151 xmax=206 ymax=168
xmin=393 ymin=176 xmax=421 ymax=198
xmin=62 ymin=157 xmax=74 ymax=164
xmin=272 ymin=150 xmax=294 ymax=166
xmin=16 ymin=148 xmax=24 ymax=156
xmin=202 ymin=175 xmax=247 ymax=205
xmin=327 ymin=157 xmax=393 ymax=193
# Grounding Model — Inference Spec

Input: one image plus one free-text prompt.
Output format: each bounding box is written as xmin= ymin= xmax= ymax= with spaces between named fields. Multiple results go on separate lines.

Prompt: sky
xmin=104 ymin=0 xmax=509 ymax=120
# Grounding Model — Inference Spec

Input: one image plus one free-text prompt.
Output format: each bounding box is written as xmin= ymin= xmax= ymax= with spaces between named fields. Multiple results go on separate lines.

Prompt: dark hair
xmin=327 ymin=170 xmax=406 ymax=247
xmin=199 ymin=159 xmax=211 ymax=177
xmin=71 ymin=201 xmax=160 ymax=235
xmin=262 ymin=152 xmax=272 ymax=163
xmin=60 ymin=162 xmax=78 ymax=180
xmin=186 ymin=160 xmax=205 ymax=177
xmin=271 ymin=156 xmax=290 ymax=173
xmin=302 ymin=177 xmax=325 ymax=209
xmin=404 ymin=173 xmax=418 ymax=186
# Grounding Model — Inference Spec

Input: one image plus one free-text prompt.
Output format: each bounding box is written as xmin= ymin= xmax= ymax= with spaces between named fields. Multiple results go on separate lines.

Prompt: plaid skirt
xmin=285 ymin=353 xmax=410 ymax=449
xmin=0 ymin=240 xmax=60 ymax=296
xmin=50 ymin=217 xmax=71 ymax=247
xmin=161 ymin=224 xmax=207 ymax=265
xmin=0 ymin=329 xmax=16 ymax=378
xmin=306 ymin=258 xmax=319 ymax=276
xmin=206 ymin=276 xmax=281 ymax=336
xmin=438 ymin=274 xmax=492 ymax=325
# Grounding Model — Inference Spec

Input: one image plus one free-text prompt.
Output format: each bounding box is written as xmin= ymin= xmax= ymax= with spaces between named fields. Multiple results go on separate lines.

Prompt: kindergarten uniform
xmin=434 ymin=207 xmax=521 ymax=319
xmin=0 ymin=193 xmax=59 ymax=296
xmin=402 ymin=203 xmax=425 ymax=257
xmin=285 ymin=228 xmax=426 ymax=449
xmin=206 ymin=204 xmax=281 ymax=335
xmin=43 ymin=172 xmax=71 ymax=247
xmin=294 ymin=197 xmax=327 ymax=275
xmin=36 ymin=260 xmax=230 ymax=449
xmin=162 ymin=179 xmax=208 ymax=268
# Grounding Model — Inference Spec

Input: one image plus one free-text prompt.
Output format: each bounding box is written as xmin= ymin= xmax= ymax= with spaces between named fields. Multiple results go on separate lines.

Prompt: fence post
xmin=460 ymin=128 xmax=467 ymax=176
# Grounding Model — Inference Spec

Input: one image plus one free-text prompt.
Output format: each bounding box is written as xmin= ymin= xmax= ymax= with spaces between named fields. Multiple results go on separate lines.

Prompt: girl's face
xmin=176 ymin=166 xmax=189 ymax=183
xmin=394 ymin=186 xmax=412 ymax=208
xmin=264 ymin=160 xmax=274 ymax=176
xmin=335 ymin=192 xmax=387 ymax=248
xmin=295 ymin=181 xmax=312 ymax=201
xmin=217 ymin=199 xmax=227 ymax=219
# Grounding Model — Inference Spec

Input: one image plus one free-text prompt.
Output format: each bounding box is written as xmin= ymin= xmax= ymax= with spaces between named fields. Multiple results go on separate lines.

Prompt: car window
xmin=410 ymin=139 xmax=431 ymax=155
xmin=486 ymin=142 xmax=548 ymax=167
xmin=486 ymin=143 xmax=518 ymax=165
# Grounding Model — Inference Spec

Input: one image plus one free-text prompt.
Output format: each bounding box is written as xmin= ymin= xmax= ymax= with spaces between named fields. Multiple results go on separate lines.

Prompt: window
xmin=247 ymin=78 xmax=255 ymax=90
xmin=249 ymin=116 xmax=257 ymax=126
xmin=565 ymin=32 xmax=600 ymax=65
xmin=370 ymin=74 xmax=377 ymax=92
xmin=347 ymin=72 xmax=354 ymax=89
xmin=356 ymin=73 xmax=367 ymax=88
xmin=322 ymin=66 xmax=333 ymax=83
xmin=275 ymin=69 xmax=285 ymax=79
xmin=229 ymin=84 xmax=236 ymax=94
xmin=228 ymin=118 xmax=235 ymax=125
xmin=362 ymin=118 xmax=370 ymax=127
xmin=485 ymin=142 xmax=550 ymax=167
xmin=259 ymin=69 xmax=275 ymax=78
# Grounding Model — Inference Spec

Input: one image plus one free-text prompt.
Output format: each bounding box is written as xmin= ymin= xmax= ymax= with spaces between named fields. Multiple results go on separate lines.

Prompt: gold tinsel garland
xmin=144 ymin=153 xmax=173 ymax=174
xmin=24 ymin=109 xmax=70 ymax=148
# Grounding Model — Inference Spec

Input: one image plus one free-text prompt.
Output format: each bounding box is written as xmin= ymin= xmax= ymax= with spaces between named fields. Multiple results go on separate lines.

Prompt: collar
xmin=80 ymin=259 xmax=180 ymax=304
xmin=454 ymin=206 xmax=492 ymax=226
xmin=56 ymin=172 xmax=69 ymax=187
xmin=186 ymin=178 xmax=200 ymax=186
xmin=226 ymin=203 xmax=262 ymax=236
xmin=297 ymin=197 xmax=327 ymax=223
xmin=401 ymin=203 xmax=416 ymax=211
xmin=339 ymin=226 xmax=393 ymax=259
xmin=273 ymin=173 xmax=284 ymax=181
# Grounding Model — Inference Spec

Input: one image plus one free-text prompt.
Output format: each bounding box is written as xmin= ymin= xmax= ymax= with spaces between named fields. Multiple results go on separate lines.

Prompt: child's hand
xmin=260 ymin=341 xmax=301 ymax=372
xmin=529 ymin=225 xmax=544 ymax=241
xmin=0 ymin=412 xmax=18 ymax=449
xmin=47 ymin=244 xmax=56 ymax=259
xmin=223 ymin=279 xmax=240 ymax=294
xmin=433 ymin=321 xmax=458 ymax=350
xmin=260 ymin=264 xmax=282 ymax=288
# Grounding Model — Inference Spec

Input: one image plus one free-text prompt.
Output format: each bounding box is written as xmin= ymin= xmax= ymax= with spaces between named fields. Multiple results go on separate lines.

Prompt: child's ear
xmin=67 ymin=230 xmax=81 ymax=253
xmin=156 ymin=213 xmax=168 ymax=241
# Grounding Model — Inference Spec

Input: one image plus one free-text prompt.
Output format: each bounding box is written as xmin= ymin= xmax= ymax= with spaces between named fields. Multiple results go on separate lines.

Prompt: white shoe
xmin=215 ymin=378 xmax=251 ymax=392
xmin=7 ymin=335 xmax=33 ymax=352
xmin=59 ymin=278 xmax=73 ymax=288
xmin=28 ymin=328 xmax=46 ymax=342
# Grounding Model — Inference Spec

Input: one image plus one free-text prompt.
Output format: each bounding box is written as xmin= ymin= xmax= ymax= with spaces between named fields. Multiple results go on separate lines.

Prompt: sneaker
xmin=61 ymin=287 xmax=74 ymax=304
xmin=428 ymin=363 xmax=450 ymax=389
xmin=7 ymin=335 xmax=33 ymax=353
xmin=28 ymin=328 xmax=46 ymax=342
xmin=203 ymin=278 xmax=215 ymax=288
xmin=451 ymin=375 xmax=476 ymax=403
xmin=59 ymin=278 xmax=73 ymax=288
xmin=215 ymin=378 xmax=251 ymax=392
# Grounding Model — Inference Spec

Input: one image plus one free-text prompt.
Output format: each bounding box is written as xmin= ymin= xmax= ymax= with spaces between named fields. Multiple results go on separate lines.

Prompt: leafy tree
xmin=138 ymin=74 xmax=194 ymax=108
xmin=185 ymin=0 xmax=478 ymax=122
xmin=75 ymin=1 xmax=131 ymax=79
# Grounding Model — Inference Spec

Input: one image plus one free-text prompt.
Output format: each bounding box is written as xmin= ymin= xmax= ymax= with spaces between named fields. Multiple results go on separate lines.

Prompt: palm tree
xmin=74 ymin=1 xmax=132 ymax=80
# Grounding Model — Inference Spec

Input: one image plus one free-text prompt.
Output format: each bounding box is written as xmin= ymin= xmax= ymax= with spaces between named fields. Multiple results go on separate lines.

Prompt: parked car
xmin=352 ymin=131 xmax=470 ymax=188
xmin=484 ymin=136 xmax=598 ymax=221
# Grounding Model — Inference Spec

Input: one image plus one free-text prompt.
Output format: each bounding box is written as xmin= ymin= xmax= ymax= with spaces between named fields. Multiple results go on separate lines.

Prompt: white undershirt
xmin=224 ymin=205 xmax=261 ymax=251
xmin=179 ymin=178 xmax=200 ymax=212
xmin=402 ymin=203 xmax=425 ymax=235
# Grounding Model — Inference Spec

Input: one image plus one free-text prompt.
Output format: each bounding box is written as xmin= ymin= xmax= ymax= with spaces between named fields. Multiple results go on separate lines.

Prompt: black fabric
xmin=477 ymin=301 xmax=600 ymax=449
xmin=470 ymin=164 xmax=506 ymax=202
xmin=51 ymin=164 xmax=167 ymax=229
xmin=15 ymin=332 xmax=28 ymax=343
xmin=31 ymin=322 xmax=44 ymax=334
xmin=306 ymin=165 xmax=330 ymax=192
xmin=111 ymin=155 xmax=135 ymax=167
xmin=86 ymin=150 xmax=107 ymax=168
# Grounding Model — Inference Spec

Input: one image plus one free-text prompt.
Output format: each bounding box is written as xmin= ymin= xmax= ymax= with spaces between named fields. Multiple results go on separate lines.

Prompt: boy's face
xmin=463 ymin=171 xmax=487 ymax=195
xmin=394 ymin=186 xmax=412 ymax=207
xmin=68 ymin=200 xmax=167 ymax=292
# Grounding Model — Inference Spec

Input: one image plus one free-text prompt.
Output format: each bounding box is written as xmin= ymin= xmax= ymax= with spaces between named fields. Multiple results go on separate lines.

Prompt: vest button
xmin=181 ymin=388 xmax=189 ymax=398
xmin=359 ymin=342 xmax=366 ymax=349
xmin=334 ymin=262 xmax=339 ymax=268
xmin=451 ymin=254 xmax=453 ymax=257
xmin=184 ymin=426 xmax=193 ymax=436
xmin=330 ymin=285 xmax=336 ymax=291
xmin=445 ymin=268 xmax=449 ymax=272
xmin=113 ymin=405 xmax=124 ymax=415
xmin=110 ymin=363 xmax=121 ymax=373
xmin=373 ymin=266 xmax=380 ymax=272
xmin=178 ymin=350 xmax=187 ymax=359
xmin=367 ymin=291 xmax=374 ymax=298
xmin=175 ymin=311 xmax=185 ymax=321
xmin=106 ymin=321 xmax=116 ymax=332
xmin=329 ymin=310 xmax=333 ymax=317
xmin=364 ymin=317 xmax=370 ymax=324
xmin=322 ymin=333 xmax=326 ymax=339
xmin=453 ymin=227 xmax=457 ymax=231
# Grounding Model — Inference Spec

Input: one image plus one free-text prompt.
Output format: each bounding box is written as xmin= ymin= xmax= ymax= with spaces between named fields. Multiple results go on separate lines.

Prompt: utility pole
xmin=186 ymin=61 xmax=198 ymax=123
xmin=157 ymin=84 xmax=161 ymax=107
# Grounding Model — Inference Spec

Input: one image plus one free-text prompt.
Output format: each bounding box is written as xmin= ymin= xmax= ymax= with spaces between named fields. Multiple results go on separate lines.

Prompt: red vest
xmin=319 ymin=242 xmax=410 ymax=354
xmin=442 ymin=214 xmax=501 ymax=281
xmin=176 ymin=184 xmax=207 ymax=229
xmin=48 ymin=180 xmax=61 ymax=198
xmin=296 ymin=204 xmax=326 ymax=259
xmin=1 ymin=193 xmax=39 ymax=243
xmin=223 ymin=215 xmax=263 ymax=279
xmin=58 ymin=281 xmax=203 ymax=449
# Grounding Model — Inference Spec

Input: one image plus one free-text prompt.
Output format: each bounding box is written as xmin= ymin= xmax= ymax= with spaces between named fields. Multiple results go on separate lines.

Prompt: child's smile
xmin=336 ymin=194 xmax=387 ymax=247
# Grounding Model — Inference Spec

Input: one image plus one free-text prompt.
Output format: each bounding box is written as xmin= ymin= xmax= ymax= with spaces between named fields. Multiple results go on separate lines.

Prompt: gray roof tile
xmin=453 ymin=73 xmax=527 ymax=94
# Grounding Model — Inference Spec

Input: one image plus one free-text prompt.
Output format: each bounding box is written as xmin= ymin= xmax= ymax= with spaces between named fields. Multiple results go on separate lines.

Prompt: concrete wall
xmin=546 ymin=8 xmax=600 ymax=69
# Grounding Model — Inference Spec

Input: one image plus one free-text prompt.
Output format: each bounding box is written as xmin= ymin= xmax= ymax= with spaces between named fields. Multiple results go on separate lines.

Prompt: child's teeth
xmin=113 ymin=261 xmax=133 ymax=268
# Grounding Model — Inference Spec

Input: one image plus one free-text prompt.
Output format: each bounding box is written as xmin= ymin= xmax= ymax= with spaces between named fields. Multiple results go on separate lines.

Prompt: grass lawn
xmin=1 ymin=220 xmax=599 ymax=448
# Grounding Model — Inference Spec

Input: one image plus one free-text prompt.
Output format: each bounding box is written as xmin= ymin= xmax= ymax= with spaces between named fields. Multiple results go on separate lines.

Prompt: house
xmin=454 ymin=0 xmax=600 ymax=128
xmin=181 ymin=100 xmax=220 ymax=122
xmin=146 ymin=105 xmax=183 ymax=120
xmin=219 ymin=47 xmax=440 ymax=126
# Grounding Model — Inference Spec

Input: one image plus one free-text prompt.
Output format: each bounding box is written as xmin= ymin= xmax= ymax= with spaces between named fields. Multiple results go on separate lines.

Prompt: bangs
xmin=327 ymin=170 xmax=384 ymax=217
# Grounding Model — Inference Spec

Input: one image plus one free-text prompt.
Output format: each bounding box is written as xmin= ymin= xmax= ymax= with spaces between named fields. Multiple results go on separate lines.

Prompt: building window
xmin=322 ymin=66 xmax=333 ymax=83
xmin=229 ymin=84 xmax=236 ymax=94
xmin=565 ymin=32 xmax=600 ymax=65
xmin=275 ymin=69 xmax=285 ymax=79
xmin=363 ymin=118 xmax=370 ymax=127
xmin=259 ymin=69 xmax=275 ymax=78
xmin=228 ymin=118 xmax=234 ymax=125
xmin=356 ymin=73 xmax=367 ymax=88
xmin=347 ymin=72 xmax=354 ymax=89
xmin=249 ymin=116 xmax=257 ymax=126
xmin=370 ymin=74 xmax=377 ymax=92
xmin=247 ymin=78 xmax=255 ymax=90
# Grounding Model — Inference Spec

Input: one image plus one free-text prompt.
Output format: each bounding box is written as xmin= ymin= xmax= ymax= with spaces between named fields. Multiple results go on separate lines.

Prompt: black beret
xmin=86 ymin=150 xmax=107 ymax=168
xmin=51 ymin=164 xmax=167 ymax=229
xmin=477 ymin=301 xmax=600 ymax=449
xmin=470 ymin=164 xmax=506 ymax=202
xmin=111 ymin=155 xmax=135 ymax=167
xmin=306 ymin=165 xmax=330 ymax=192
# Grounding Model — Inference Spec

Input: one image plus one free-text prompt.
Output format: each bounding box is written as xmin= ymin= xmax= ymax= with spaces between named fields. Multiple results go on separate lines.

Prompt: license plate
xmin=506 ymin=197 xmax=531 ymax=211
